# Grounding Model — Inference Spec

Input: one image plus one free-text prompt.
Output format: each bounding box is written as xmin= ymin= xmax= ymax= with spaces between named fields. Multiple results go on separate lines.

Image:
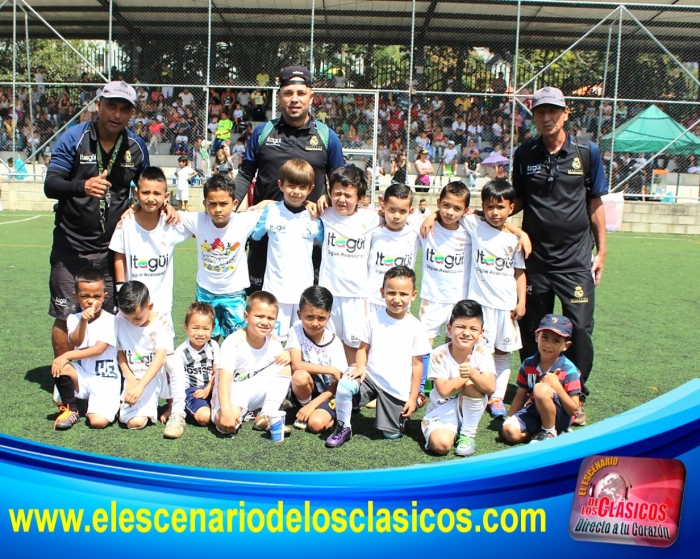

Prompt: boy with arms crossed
xmin=502 ymin=314 xmax=581 ymax=444
xmin=250 ymin=159 xmax=321 ymax=342
xmin=51 ymin=268 xmax=120 ymax=430
xmin=422 ymin=300 xmax=496 ymax=457
xmin=212 ymin=291 xmax=292 ymax=435
xmin=116 ymin=281 xmax=173 ymax=430
xmin=326 ymin=266 xmax=431 ymax=447
xmin=162 ymin=302 xmax=219 ymax=439
xmin=288 ymin=286 xmax=348 ymax=433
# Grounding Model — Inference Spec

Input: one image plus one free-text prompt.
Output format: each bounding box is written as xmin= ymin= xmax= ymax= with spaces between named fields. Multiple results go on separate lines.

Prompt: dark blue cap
xmin=536 ymin=314 xmax=572 ymax=338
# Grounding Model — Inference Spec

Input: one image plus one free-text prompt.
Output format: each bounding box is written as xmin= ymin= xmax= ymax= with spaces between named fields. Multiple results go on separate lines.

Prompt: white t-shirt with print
xmin=425 ymin=342 xmax=496 ymax=412
xmin=361 ymin=309 xmax=431 ymax=402
xmin=251 ymin=202 xmax=321 ymax=304
xmin=115 ymin=313 xmax=174 ymax=379
xmin=286 ymin=323 xmax=348 ymax=393
xmin=67 ymin=310 xmax=119 ymax=381
xmin=109 ymin=215 xmax=191 ymax=316
xmin=418 ymin=221 xmax=471 ymax=303
xmin=461 ymin=214 xmax=525 ymax=311
xmin=367 ymin=224 xmax=420 ymax=305
xmin=179 ymin=210 xmax=260 ymax=295
xmin=319 ymin=207 xmax=381 ymax=298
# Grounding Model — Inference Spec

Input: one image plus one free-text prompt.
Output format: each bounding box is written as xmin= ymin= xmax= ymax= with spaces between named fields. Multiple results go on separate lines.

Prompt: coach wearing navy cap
xmin=234 ymin=65 xmax=344 ymax=294
xmin=512 ymin=86 xmax=608 ymax=427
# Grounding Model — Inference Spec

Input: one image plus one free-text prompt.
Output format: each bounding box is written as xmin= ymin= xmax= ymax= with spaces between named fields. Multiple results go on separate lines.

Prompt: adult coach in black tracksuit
xmin=233 ymin=66 xmax=344 ymax=294
xmin=512 ymin=87 xmax=608 ymax=426
xmin=44 ymin=81 xmax=150 ymax=358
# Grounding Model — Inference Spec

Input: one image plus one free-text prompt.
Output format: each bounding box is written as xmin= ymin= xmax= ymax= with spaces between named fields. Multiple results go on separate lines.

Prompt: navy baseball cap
xmin=536 ymin=314 xmax=573 ymax=338
xmin=278 ymin=66 xmax=312 ymax=87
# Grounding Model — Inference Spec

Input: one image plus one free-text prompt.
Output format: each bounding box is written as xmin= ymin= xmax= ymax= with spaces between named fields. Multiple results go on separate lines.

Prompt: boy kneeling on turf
xmin=422 ymin=300 xmax=496 ymax=457
xmin=502 ymin=314 xmax=581 ymax=444
xmin=326 ymin=266 xmax=431 ymax=448
xmin=212 ymin=291 xmax=292 ymax=435
xmin=51 ymin=268 xmax=120 ymax=430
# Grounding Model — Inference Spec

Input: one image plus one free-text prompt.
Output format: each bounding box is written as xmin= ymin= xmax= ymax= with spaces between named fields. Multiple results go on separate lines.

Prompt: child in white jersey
xmin=250 ymin=159 xmax=321 ymax=342
xmin=110 ymin=167 xmax=191 ymax=326
xmin=318 ymin=165 xmax=381 ymax=363
xmin=288 ymin=286 xmax=348 ymax=433
xmin=367 ymin=183 xmax=422 ymax=314
xmin=462 ymin=179 xmax=526 ymax=419
xmin=325 ymin=266 xmax=431 ymax=448
xmin=174 ymin=156 xmax=197 ymax=211
xmin=212 ymin=291 xmax=292 ymax=435
xmin=178 ymin=173 xmax=261 ymax=339
xmin=422 ymin=300 xmax=496 ymax=457
xmin=162 ymin=302 xmax=219 ymax=439
xmin=51 ymin=269 xmax=120 ymax=430
xmin=115 ymin=281 xmax=173 ymax=430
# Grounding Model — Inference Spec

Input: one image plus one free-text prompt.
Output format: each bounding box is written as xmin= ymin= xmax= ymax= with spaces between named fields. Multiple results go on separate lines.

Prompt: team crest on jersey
xmin=568 ymin=156 xmax=583 ymax=175
xmin=121 ymin=149 xmax=134 ymax=168
xmin=306 ymin=135 xmax=322 ymax=151
xmin=571 ymin=284 xmax=589 ymax=303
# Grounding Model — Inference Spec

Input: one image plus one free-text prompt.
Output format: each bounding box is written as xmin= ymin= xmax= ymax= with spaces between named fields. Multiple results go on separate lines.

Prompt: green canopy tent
xmin=599 ymin=105 xmax=700 ymax=155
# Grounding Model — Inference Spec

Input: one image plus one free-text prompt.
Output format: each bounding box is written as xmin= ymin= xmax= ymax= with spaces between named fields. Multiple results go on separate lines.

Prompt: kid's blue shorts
xmin=195 ymin=285 xmax=246 ymax=338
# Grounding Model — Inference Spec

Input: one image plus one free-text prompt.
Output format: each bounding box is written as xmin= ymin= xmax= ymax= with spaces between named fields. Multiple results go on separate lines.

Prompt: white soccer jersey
xmin=115 ymin=313 xmax=174 ymax=379
xmin=419 ymin=221 xmax=471 ymax=303
xmin=286 ymin=323 xmax=348 ymax=393
xmin=109 ymin=215 xmax=191 ymax=316
xmin=462 ymin=214 xmax=525 ymax=311
xmin=176 ymin=165 xmax=194 ymax=189
xmin=367 ymin=225 xmax=419 ymax=305
xmin=251 ymin=202 xmax=321 ymax=304
xmin=67 ymin=310 xmax=119 ymax=381
xmin=172 ymin=338 xmax=220 ymax=389
xmin=179 ymin=210 xmax=260 ymax=295
xmin=425 ymin=342 xmax=496 ymax=412
xmin=319 ymin=207 xmax=381 ymax=298
xmin=362 ymin=309 xmax=431 ymax=402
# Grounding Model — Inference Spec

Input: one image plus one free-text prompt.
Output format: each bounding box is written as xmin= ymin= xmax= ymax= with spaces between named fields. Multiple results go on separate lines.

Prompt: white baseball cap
xmin=99 ymin=81 xmax=137 ymax=106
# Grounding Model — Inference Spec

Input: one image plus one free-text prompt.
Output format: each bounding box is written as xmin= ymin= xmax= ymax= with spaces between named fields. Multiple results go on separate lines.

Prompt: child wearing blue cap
xmin=501 ymin=314 xmax=582 ymax=444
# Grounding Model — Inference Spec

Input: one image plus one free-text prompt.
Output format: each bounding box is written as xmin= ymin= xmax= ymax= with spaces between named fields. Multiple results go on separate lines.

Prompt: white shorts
xmin=73 ymin=362 xmax=121 ymax=422
xmin=480 ymin=306 xmax=522 ymax=353
xmin=331 ymin=296 xmax=368 ymax=348
xmin=176 ymin=187 xmax=189 ymax=202
xmin=421 ymin=397 xmax=460 ymax=449
xmin=119 ymin=368 xmax=166 ymax=424
xmin=211 ymin=365 xmax=284 ymax=418
xmin=419 ymin=299 xmax=453 ymax=339
xmin=274 ymin=303 xmax=298 ymax=343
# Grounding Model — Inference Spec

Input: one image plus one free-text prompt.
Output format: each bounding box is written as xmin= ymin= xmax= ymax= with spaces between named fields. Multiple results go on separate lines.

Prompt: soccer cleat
xmin=487 ymin=398 xmax=507 ymax=418
xmin=253 ymin=414 xmax=270 ymax=431
xmin=163 ymin=414 xmax=186 ymax=439
xmin=293 ymin=419 xmax=307 ymax=430
xmin=416 ymin=392 xmax=427 ymax=408
xmin=529 ymin=429 xmax=556 ymax=443
xmin=455 ymin=435 xmax=476 ymax=457
xmin=325 ymin=421 xmax=352 ymax=448
xmin=572 ymin=403 xmax=586 ymax=426
xmin=54 ymin=406 xmax=79 ymax=430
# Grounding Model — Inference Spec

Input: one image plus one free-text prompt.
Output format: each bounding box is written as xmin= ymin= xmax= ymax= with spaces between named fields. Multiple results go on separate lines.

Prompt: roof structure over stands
xmin=2 ymin=0 xmax=700 ymax=52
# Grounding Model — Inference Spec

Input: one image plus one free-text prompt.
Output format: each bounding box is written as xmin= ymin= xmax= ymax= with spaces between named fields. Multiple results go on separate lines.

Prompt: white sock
xmin=334 ymin=377 xmax=358 ymax=428
xmin=544 ymin=425 xmax=557 ymax=436
xmin=493 ymin=353 xmax=512 ymax=401
xmin=297 ymin=394 xmax=312 ymax=405
xmin=260 ymin=374 xmax=292 ymax=414
xmin=459 ymin=395 xmax=487 ymax=437
xmin=164 ymin=354 xmax=186 ymax=417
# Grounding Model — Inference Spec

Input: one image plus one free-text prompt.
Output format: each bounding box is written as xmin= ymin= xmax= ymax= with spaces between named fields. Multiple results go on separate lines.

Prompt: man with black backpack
xmin=233 ymin=65 xmax=344 ymax=294
xmin=512 ymin=86 xmax=608 ymax=427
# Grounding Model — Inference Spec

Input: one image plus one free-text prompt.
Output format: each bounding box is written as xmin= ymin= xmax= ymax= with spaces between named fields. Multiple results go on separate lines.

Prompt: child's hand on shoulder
xmin=162 ymin=202 xmax=181 ymax=224
xmin=304 ymin=201 xmax=319 ymax=218
xmin=517 ymin=231 xmax=532 ymax=258
xmin=316 ymin=194 xmax=330 ymax=215
xmin=274 ymin=351 xmax=291 ymax=366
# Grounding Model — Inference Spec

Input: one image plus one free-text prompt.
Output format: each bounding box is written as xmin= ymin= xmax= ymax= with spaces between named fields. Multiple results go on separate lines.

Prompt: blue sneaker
xmin=488 ymin=398 xmax=507 ymax=418
xmin=325 ymin=421 xmax=352 ymax=448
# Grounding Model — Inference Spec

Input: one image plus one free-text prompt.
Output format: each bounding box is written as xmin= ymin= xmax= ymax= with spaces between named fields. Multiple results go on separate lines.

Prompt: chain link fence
xmin=2 ymin=1 xmax=700 ymax=199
